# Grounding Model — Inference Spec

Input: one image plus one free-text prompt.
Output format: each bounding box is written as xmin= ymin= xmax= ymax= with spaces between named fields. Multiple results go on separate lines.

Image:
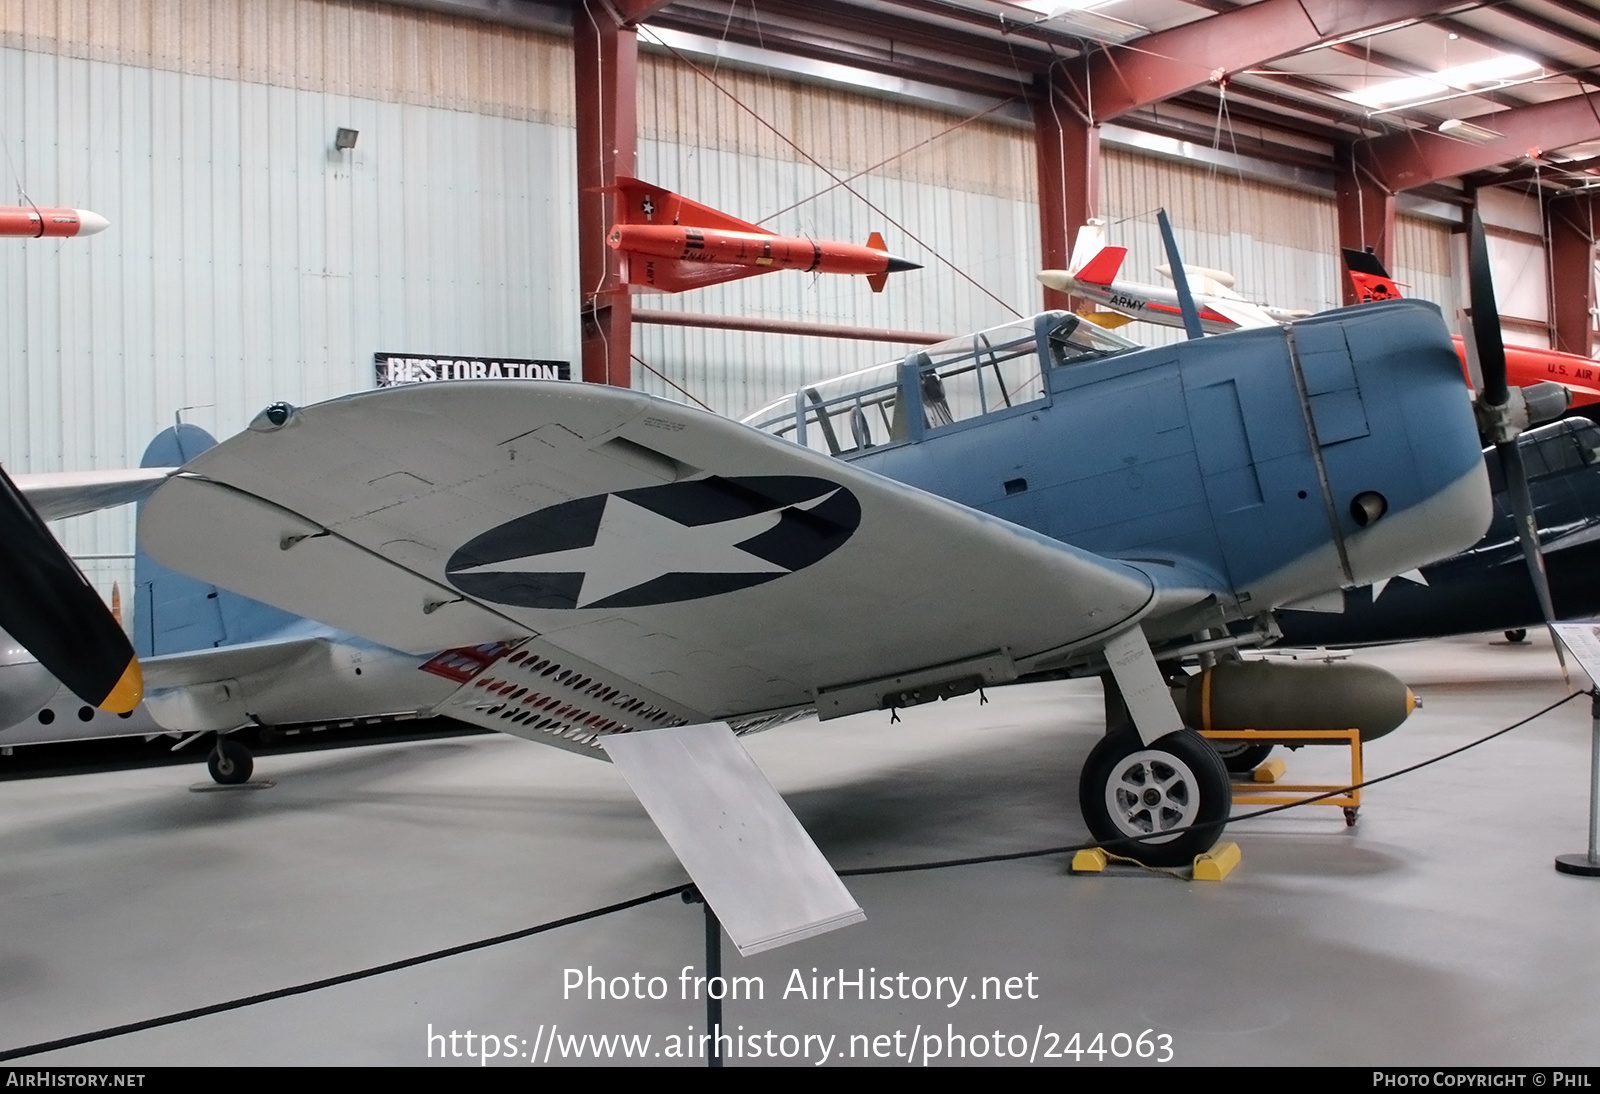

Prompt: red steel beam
xmin=612 ymin=0 xmax=673 ymax=22
xmin=1336 ymin=145 xmax=1396 ymax=300
xmin=1083 ymin=0 xmax=1449 ymax=120
xmin=1548 ymin=193 xmax=1599 ymax=358
xmin=1035 ymin=68 xmax=1098 ymax=313
xmin=1356 ymin=93 xmax=1600 ymax=192
xmin=575 ymin=2 xmax=638 ymax=388
xmin=634 ymin=309 xmax=950 ymax=344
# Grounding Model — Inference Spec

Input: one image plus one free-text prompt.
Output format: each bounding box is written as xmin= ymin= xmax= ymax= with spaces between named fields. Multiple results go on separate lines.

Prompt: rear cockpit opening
xmin=740 ymin=312 xmax=1139 ymax=458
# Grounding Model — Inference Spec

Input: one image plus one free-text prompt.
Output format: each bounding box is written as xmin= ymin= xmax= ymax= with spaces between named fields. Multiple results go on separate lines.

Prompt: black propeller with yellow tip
xmin=0 ymin=464 xmax=142 ymax=712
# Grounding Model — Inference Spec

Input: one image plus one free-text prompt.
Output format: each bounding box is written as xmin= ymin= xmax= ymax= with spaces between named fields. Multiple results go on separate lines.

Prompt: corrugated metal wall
xmin=1 ymin=0 xmax=1502 ymax=610
xmin=0 ymin=0 xmax=578 ymax=599
xmin=633 ymin=51 xmax=1040 ymax=418
xmin=1393 ymin=213 xmax=1455 ymax=328
xmin=1098 ymin=148 xmax=1342 ymax=348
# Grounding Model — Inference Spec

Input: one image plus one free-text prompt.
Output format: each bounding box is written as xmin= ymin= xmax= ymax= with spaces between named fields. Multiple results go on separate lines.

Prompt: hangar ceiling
xmin=633 ymin=0 xmax=1600 ymax=197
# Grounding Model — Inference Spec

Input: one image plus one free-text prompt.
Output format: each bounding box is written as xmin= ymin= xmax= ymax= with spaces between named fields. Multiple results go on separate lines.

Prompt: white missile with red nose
xmin=0 ymin=206 xmax=109 ymax=238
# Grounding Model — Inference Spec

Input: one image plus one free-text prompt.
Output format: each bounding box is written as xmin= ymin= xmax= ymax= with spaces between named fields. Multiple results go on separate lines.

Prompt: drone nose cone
xmin=74 ymin=209 xmax=109 ymax=236
xmin=883 ymin=254 xmax=921 ymax=273
xmin=1036 ymin=269 xmax=1075 ymax=292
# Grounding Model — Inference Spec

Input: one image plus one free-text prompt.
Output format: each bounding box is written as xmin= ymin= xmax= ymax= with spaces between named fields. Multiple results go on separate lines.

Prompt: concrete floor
xmin=3 ymin=632 xmax=1598 ymax=1066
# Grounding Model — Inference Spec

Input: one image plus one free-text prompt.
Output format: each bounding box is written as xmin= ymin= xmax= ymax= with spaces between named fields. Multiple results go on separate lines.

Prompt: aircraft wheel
xmin=208 ymin=737 xmax=254 ymax=785
xmin=1504 ymin=629 xmax=1527 ymax=644
xmin=1079 ymin=725 xmax=1230 ymax=868
xmin=1211 ymin=740 xmax=1274 ymax=775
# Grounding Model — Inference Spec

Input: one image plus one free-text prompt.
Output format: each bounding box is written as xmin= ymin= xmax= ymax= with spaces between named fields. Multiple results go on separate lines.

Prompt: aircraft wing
xmin=140 ymin=382 xmax=1165 ymax=725
xmin=15 ymin=467 xmax=177 ymax=520
xmin=1204 ymin=297 xmax=1279 ymax=330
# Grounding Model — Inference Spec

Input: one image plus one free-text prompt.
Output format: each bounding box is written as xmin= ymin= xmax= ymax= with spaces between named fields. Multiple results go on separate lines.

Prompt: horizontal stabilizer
xmin=17 ymin=467 xmax=176 ymax=521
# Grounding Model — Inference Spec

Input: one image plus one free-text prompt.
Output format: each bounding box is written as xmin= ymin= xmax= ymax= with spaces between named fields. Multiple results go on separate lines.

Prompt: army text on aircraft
xmin=1036 ymin=219 xmax=1311 ymax=334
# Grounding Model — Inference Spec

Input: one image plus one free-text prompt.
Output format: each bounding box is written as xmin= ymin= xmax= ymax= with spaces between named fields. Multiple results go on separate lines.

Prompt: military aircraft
xmin=57 ymin=211 xmax=1520 ymax=872
xmin=3 ymin=213 xmax=1560 ymax=871
xmin=607 ymin=177 xmax=919 ymax=294
xmin=1036 ymin=219 xmax=1311 ymax=333
xmin=1278 ymin=415 xmax=1600 ymax=647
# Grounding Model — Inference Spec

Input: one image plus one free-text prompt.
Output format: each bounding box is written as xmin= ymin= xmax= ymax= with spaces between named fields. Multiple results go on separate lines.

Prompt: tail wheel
xmin=208 ymin=737 xmax=254 ymax=785
xmin=1078 ymin=725 xmax=1230 ymax=868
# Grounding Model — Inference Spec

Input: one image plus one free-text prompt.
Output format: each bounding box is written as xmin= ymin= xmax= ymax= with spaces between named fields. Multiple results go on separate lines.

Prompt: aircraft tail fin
xmin=1066 ymin=220 xmax=1107 ymax=275
xmin=866 ymin=232 xmax=889 ymax=292
xmin=1342 ymin=247 xmax=1405 ymax=303
xmin=1071 ymin=245 xmax=1128 ymax=287
xmin=133 ymin=424 xmax=304 ymax=658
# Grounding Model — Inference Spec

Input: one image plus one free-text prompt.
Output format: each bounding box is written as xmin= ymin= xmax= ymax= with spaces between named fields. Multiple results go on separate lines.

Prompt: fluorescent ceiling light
xmin=1438 ymin=118 xmax=1504 ymax=145
xmin=1007 ymin=2 xmax=1144 ymax=44
xmin=1307 ymin=19 xmax=1420 ymax=51
xmin=1341 ymin=55 xmax=1541 ymax=109
xmin=1012 ymin=0 xmax=1101 ymax=13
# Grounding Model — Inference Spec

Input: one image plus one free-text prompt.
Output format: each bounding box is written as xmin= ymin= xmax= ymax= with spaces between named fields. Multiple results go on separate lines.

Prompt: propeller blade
xmin=1468 ymin=213 xmax=1509 ymax=411
xmin=1155 ymin=209 xmax=1204 ymax=341
xmin=0 ymin=465 xmax=142 ymax=712
xmin=1467 ymin=210 xmax=1568 ymax=682
xmin=1498 ymin=439 xmax=1569 ymax=682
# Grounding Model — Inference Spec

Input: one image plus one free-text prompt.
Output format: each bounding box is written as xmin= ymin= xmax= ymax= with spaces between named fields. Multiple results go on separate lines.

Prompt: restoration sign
xmin=376 ymin=353 xmax=571 ymax=387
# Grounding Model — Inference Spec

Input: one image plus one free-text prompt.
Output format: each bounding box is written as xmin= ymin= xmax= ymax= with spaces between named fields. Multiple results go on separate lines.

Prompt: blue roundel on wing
xmin=445 ymin=475 xmax=860 ymax=609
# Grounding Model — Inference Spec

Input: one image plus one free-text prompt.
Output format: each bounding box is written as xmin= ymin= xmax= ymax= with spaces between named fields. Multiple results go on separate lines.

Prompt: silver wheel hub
xmin=1104 ymin=749 xmax=1202 ymax=845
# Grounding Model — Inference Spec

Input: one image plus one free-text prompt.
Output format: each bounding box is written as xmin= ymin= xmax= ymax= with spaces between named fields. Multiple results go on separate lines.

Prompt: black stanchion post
xmin=705 ymin=899 xmax=723 ymax=1069
xmin=682 ymin=888 xmax=724 ymax=1067
xmin=1556 ymin=690 xmax=1600 ymax=876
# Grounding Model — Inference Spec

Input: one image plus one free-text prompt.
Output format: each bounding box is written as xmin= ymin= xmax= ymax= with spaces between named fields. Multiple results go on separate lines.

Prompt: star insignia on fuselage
xmin=445 ymin=475 xmax=860 ymax=610
xmin=1370 ymin=568 xmax=1429 ymax=601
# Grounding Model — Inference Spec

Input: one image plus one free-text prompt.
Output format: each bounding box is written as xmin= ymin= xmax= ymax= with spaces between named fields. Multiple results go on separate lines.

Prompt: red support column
xmin=574 ymin=2 xmax=639 ymax=387
xmin=1335 ymin=144 xmax=1395 ymax=306
xmin=1548 ymin=193 xmax=1599 ymax=359
xmin=1034 ymin=71 xmax=1098 ymax=313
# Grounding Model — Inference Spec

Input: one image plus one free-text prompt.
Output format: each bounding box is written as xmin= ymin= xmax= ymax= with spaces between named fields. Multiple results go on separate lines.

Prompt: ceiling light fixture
xmin=1438 ymin=118 xmax=1504 ymax=145
xmin=1341 ymin=54 xmax=1540 ymax=109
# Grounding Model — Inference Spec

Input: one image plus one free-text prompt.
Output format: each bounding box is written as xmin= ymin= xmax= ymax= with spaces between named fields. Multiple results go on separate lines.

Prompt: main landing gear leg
xmin=1079 ymin=628 xmax=1231 ymax=868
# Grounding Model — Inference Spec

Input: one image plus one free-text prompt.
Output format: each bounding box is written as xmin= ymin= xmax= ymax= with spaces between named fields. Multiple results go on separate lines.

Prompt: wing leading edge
xmin=141 ymin=382 xmax=1172 ymax=727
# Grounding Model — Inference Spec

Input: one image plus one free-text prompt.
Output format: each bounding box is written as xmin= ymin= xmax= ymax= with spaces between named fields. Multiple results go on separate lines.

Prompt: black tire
xmin=208 ymin=737 xmax=254 ymax=785
xmin=1078 ymin=725 xmax=1231 ymax=868
xmin=1504 ymin=629 xmax=1527 ymax=644
xmin=1212 ymin=740 xmax=1275 ymax=774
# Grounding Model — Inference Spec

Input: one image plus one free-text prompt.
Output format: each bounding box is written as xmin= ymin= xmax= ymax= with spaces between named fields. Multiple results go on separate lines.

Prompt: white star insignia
xmin=457 ymin=492 xmax=831 ymax=608
xmin=1371 ymin=568 xmax=1429 ymax=601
